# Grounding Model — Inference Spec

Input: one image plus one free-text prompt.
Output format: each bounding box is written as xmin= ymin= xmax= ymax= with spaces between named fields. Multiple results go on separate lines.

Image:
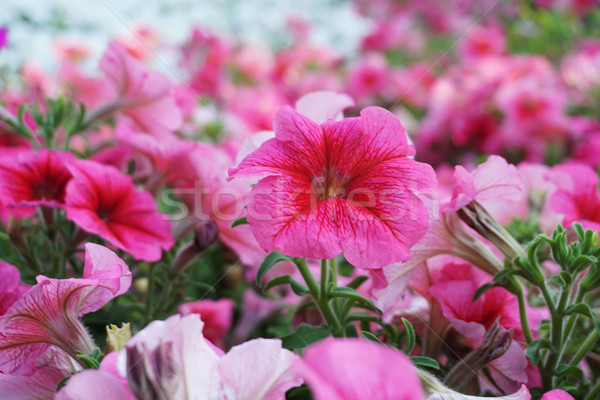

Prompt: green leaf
xmin=346 ymin=313 xmax=379 ymax=323
xmin=549 ymin=274 xmax=567 ymax=288
xmin=280 ymin=324 xmax=331 ymax=350
xmin=493 ymin=267 xmax=520 ymax=283
xmin=411 ymin=356 xmax=440 ymax=370
xmin=330 ymin=287 xmax=380 ymax=315
xmin=473 ymin=283 xmax=498 ymax=301
xmin=565 ymin=304 xmax=600 ymax=332
xmin=75 ymin=347 xmax=104 ymax=369
xmin=285 ymin=386 xmax=314 ymax=400
xmin=290 ymin=278 xmax=310 ymax=296
xmin=231 ymin=216 xmax=248 ymax=228
xmin=573 ymin=222 xmax=585 ymax=242
xmin=555 ymin=364 xmax=584 ymax=380
xmin=360 ymin=331 xmax=383 ymax=345
xmin=525 ymin=339 xmax=551 ymax=365
xmin=345 ymin=275 xmax=369 ymax=290
xmin=401 ymin=318 xmax=415 ymax=355
xmin=257 ymin=252 xmax=292 ymax=287
xmin=263 ymin=275 xmax=293 ymax=292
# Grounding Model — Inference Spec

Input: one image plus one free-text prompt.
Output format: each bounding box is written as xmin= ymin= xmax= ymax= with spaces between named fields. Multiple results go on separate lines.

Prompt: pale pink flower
xmin=0 ymin=361 xmax=72 ymax=400
xmin=561 ymin=39 xmax=600 ymax=95
xmin=0 ymin=262 xmax=30 ymax=316
xmin=178 ymin=298 xmax=235 ymax=348
xmin=443 ymin=155 xmax=523 ymax=223
xmin=53 ymin=40 xmax=90 ymax=63
xmin=428 ymin=263 xmax=532 ymax=394
xmin=298 ymin=337 xmax=424 ymax=400
xmin=115 ymin=123 xmax=198 ymax=190
xmin=547 ymin=163 xmax=600 ymax=231
xmin=426 ymin=385 xmax=531 ymax=400
xmin=97 ymin=42 xmax=182 ymax=137
xmin=229 ymin=105 xmax=436 ymax=269
xmin=0 ymin=244 xmax=131 ymax=375
xmin=58 ymin=314 xmax=301 ymax=399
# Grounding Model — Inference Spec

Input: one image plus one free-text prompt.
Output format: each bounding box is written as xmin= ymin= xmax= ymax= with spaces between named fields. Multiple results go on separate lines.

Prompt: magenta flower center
xmin=96 ymin=204 xmax=114 ymax=221
xmin=32 ymin=182 xmax=63 ymax=202
xmin=311 ymin=168 xmax=350 ymax=201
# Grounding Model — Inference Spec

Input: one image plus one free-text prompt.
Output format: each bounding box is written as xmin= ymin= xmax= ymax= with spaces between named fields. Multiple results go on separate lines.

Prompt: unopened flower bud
xmin=172 ymin=220 xmax=219 ymax=273
xmin=457 ymin=201 xmax=525 ymax=260
xmin=105 ymin=323 xmax=132 ymax=353
xmin=443 ymin=320 xmax=513 ymax=391
xmin=194 ymin=219 xmax=219 ymax=250
xmin=126 ymin=341 xmax=179 ymax=400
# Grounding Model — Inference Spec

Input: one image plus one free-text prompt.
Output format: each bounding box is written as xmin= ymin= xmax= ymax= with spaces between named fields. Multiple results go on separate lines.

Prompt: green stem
xmin=556 ymin=290 xmax=585 ymax=367
xmin=585 ymin=379 xmax=600 ymax=400
xmin=330 ymin=257 xmax=338 ymax=287
xmin=320 ymin=259 xmax=328 ymax=300
xmin=295 ymin=258 xmax=343 ymax=336
xmin=540 ymin=284 xmax=557 ymax=390
xmin=516 ymin=287 xmax=534 ymax=344
xmin=540 ymin=284 xmax=557 ymax=314
xmin=145 ymin=263 xmax=155 ymax=321
xmin=544 ymin=283 xmax=572 ymax=389
xmin=569 ymin=330 xmax=598 ymax=367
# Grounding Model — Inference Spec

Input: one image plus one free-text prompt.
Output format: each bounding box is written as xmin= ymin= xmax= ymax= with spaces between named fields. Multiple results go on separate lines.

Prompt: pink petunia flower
xmin=0 ymin=262 xmax=30 ymax=317
xmin=540 ymin=389 xmax=574 ymax=400
xmin=65 ymin=160 xmax=174 ymax=262
xmin=96 ymin=42 xmax=182 ymax=137
xmin=547 ymin=163 xmax=600 ymax=232
xmin=459 ymin=25 xmax=506 ymax=60
xmin=298 ymin=337 xmax=424 ymax=400
xmin=229 ymin=105 xmax=437 ymax=269
xmin=0 ymin=243 xmax=131 ymax=376
xmin=442 ymin=155 xmax=523 ymax=222
xmin=178 ymin=298 xmax=235 ymax=348
xmin=57 ymin=314 xmax=301 ymax=400
xmin=428 ymin=263 xmax=532 ymax=394
xmin=0 ymin=27 xmax=7 ymax=50
xmin=0 ymin=149 xmax=75 ymax=209
xmin=115 ymin=123 xmax=198 ymax=191
xmin=426 ymin=385 xmax=531 ymax=400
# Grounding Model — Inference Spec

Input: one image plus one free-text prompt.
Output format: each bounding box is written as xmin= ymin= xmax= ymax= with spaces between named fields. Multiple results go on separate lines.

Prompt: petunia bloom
xmin=442 ymin=155 xmax=523 ymax=222
xmin=178 ymin=298 xmax=235 ymax=348
xmin=58 ymin=314 xmax=302 ymax=400
xmin=0 ymin=262 xmax=30 ymax=317
xmin=428 ymin=263 xmax=532 ymax=394
xmin=0 ymin=27 xmax=7 ymax=50
xmin=0 ymin=149 xmax=75 ymax=209
xmin=540 ymin=389 xmax=574 ymax=400
xmin=0 ymin=243 xmax=131 ymax=375
xmin=547 ymin=163 xmax=600 ymax=232
xmin=426 ymin=385 xmax=531 ymax=400
xmin=65 ymin=159 xmax=174 ymax=261
xmin=229 ymin=105 xmax=437 ymax=269
xmin=96 ymin=42 xmax=182 ymax=137
xmin=298 ymin=337 xmax=424 ymax=400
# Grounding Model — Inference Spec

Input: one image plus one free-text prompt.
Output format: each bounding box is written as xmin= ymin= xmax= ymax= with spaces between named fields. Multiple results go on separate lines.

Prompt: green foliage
xmin=257 ymin=251 xmax=293 ymax=286
xmin=280 ymin=324 xmax=331 ymax=350
xmin=75 ymin=347 xmax=104 ymax=370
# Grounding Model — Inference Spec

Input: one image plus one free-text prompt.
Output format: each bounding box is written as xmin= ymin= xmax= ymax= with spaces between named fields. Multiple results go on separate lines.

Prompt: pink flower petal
xmin=300 ymin=338 xmax=424 ymax=400
xmin=65 ymin=160 xmax=174 ymax=261
xmin=295 ymin=91 xmax=354 ymax=124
